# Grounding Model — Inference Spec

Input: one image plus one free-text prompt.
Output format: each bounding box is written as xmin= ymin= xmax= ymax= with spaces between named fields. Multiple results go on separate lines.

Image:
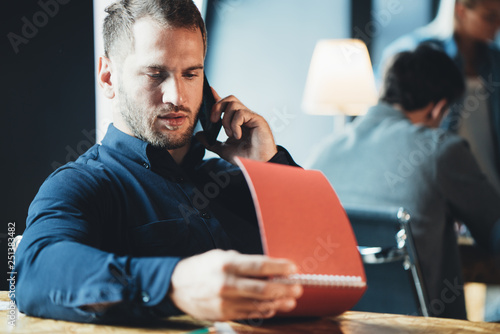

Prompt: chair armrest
xmin=358 ymin=246 xmax=406 ymax=264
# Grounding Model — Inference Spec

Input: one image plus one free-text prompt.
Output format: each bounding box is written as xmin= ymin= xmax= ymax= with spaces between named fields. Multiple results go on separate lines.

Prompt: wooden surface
xmin=2 ymin=292 xmax=500 ymax=333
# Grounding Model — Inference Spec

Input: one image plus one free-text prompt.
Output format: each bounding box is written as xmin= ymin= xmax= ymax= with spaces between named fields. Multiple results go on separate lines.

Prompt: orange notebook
xmin=235 ymin=157 xmax=366 ymax=317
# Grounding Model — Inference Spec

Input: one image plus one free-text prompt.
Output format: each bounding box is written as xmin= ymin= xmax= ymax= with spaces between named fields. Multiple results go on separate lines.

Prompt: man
xmin=14 ymin=0 xmax=302 ymax=324
xmin=308 ymin=45 xmax=500 ymax=319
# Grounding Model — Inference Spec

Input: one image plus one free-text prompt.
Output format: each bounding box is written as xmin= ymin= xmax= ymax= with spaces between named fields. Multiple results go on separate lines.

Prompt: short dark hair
xmin=380 ymin=44 xmax=465 ymax=111
xmin=103 ymin=0 xmax=207 ymax=62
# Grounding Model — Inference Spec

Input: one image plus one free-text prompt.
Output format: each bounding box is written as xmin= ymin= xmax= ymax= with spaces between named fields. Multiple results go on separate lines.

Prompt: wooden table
xmin=2 ymin=292 xmax=500 ymax=333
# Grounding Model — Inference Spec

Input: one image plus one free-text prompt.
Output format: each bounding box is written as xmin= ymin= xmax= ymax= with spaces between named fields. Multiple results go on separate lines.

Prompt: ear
xmin=431 ymin=98 xmax=448 ymax=120
xmin=98 ymin=56 xmax=115 ymax=99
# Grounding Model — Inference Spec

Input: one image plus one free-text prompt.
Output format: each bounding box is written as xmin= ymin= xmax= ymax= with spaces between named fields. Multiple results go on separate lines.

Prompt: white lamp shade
xmin=302 ymin=39 xmax=378 ymax=116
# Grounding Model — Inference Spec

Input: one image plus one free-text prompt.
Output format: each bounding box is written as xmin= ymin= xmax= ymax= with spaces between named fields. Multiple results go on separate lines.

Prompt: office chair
xmin=344 ymin=205 xmax=429 ymax=316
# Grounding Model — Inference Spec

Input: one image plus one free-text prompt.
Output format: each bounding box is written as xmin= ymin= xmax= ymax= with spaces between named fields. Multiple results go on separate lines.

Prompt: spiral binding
xmin=271 ymin=274 xmax=366 ymax=288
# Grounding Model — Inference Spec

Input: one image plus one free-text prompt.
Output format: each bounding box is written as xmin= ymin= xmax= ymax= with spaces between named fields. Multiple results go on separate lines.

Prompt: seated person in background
xmin=378 ymin=0 xmax=500 ymax=193
xmin=307 ymin=44 xmax=500 ymax=320
xmin=13 ymin=0 xmax=303 ymax=324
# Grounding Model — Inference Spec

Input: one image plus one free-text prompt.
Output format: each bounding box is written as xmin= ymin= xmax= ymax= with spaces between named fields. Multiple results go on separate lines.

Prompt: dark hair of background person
xmin=103 ymin=0 xmax=207 ymax=62
xmin=380 ymin=44 xmax=466 ymax=111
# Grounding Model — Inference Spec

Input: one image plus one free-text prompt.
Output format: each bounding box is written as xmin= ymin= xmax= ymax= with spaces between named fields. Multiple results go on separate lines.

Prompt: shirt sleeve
xmin=14 ymin=165 xmax=183 ymax=324
xmin=435 ymin=134 xmax=500 ymax=253
xmin=268 ymin=145 xmax=301 ymax=167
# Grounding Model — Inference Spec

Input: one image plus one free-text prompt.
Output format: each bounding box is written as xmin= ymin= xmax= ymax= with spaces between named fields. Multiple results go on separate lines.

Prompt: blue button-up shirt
xmin=14 ymin=124 xmax=297 ymax=323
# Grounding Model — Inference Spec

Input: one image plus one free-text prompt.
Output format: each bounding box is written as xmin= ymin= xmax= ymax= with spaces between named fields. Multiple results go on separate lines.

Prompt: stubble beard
xmin=118 ymin=85 xmax=198 ymax=150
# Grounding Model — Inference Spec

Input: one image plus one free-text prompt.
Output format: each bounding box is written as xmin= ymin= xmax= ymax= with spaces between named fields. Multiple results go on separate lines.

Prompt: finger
xmin=224 ymin=254 xmax=298 ymax=277
xmin=229 ymin=109 xmax=256 ymax=140
xmin=220 ymin=103 xmax=239 ymax=138
xmin=221 ymin=297 xmax=297 ymax=320
xmin=210 ymin=87 xmax=221 ymax=103
xmin=210 ymin=94 xmax=239 ymax=124
xmin=220 ymin=298 xmax=276 ymax=321
xmin=221 ymin=275 xmax=303 ymax=300
xmin=274 ymin=297 xmax=298 ymax=313
xmin=209 ymin=87 xmax=222 ymax=124
xmin=221 ymin=104 xmax=258 ymax=140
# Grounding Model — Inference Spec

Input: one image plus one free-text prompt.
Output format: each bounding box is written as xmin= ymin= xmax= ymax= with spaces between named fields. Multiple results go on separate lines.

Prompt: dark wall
xmin=1 ymin=0 xmax=95 ymax=289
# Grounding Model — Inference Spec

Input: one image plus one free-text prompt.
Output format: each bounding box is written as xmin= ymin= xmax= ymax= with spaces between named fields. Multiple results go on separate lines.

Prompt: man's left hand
xmin=196 ymin=88 xmax=278 ymax=164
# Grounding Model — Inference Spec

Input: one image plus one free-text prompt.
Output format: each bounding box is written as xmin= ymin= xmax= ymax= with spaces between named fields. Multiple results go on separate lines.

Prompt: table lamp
xmin=302 ymin=39 xmax=377 ymax=128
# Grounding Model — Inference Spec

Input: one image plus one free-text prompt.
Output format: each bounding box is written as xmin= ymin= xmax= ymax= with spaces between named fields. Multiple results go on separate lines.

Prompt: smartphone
xmin=199 ymin=75 xmax=222 ymax=146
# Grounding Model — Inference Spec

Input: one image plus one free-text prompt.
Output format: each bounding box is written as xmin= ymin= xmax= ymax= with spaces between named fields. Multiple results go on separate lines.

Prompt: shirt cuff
xmin=268 ymin=146 xmax=300 ymax=167
xmin=129 ymin=256 xmax=184 ymax=318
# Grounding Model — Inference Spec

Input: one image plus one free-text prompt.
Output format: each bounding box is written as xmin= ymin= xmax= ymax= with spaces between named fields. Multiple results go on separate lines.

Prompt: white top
xmin=458 ymin=77 xmax=500 ymax=194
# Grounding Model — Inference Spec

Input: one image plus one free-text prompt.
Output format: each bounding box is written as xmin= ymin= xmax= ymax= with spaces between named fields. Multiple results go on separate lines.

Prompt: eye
xmin=480 ymin=13 xmax=500 ymax=24
xmin=147 ymin=72 xmax=166 ymax=81
xmin=183 ymin=72 xmax=198 ymax=80
xmin=149 ymin=74 xmax=161 ymax=78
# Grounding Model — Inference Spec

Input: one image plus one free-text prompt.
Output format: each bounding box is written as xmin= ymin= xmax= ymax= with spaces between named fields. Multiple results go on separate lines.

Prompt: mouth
xmin=157 ymin=113 xmax=188 ymax=129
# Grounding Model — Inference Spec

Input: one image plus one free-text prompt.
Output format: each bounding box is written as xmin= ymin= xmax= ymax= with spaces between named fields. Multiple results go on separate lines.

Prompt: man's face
xmin=115 ymin=18 xmax=204 ymax=150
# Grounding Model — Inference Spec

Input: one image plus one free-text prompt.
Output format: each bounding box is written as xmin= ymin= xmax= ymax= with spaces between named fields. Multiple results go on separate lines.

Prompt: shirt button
xmin=143 ymin=162 xmax=150 ymax=169
xmin=200 ymin=212 xmax=211 ymax=219
xmin=141 ymin=291 xmax=151 ymax=303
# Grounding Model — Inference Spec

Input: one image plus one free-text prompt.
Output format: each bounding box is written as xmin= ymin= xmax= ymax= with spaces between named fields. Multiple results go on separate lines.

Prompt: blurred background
xmin=0 ymin=0 xmax=491 ymax=289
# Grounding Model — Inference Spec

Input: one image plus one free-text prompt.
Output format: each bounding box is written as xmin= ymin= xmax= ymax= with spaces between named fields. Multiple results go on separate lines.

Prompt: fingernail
xmin=292 ymin=285 xmax=303 ymax=297
xmin=261 ymin=309 xmax=275 ymax=318
xmin=284 ymin=299 xmax=296 ymax=310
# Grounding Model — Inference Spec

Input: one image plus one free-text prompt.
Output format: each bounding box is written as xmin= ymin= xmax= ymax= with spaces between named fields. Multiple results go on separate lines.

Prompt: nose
xmin=162 ymin=76 xmax=185 ymax=106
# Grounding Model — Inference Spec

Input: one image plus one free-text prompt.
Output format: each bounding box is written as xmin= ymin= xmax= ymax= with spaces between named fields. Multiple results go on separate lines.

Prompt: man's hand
xmin=196 ymin=89 xmax=278 ymax=164
xmin=168 ymin=249 xmax=303 ymax=321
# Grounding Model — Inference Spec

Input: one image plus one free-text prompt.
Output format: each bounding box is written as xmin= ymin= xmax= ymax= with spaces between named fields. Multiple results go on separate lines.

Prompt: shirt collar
xmin=101 ymin=124 xmax=149 ymax=165
xmin=365 ymin=102 xmax=408 ymax=122
xmin=101 ymin=124 xmax=206 ymax=170
xmin=442 ymin=35 xmax=459 ymax=59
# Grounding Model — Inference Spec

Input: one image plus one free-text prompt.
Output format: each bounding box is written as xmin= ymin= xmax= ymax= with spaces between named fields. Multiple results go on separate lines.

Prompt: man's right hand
xmin=168 ymin=249 xmax=303 ymax=321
